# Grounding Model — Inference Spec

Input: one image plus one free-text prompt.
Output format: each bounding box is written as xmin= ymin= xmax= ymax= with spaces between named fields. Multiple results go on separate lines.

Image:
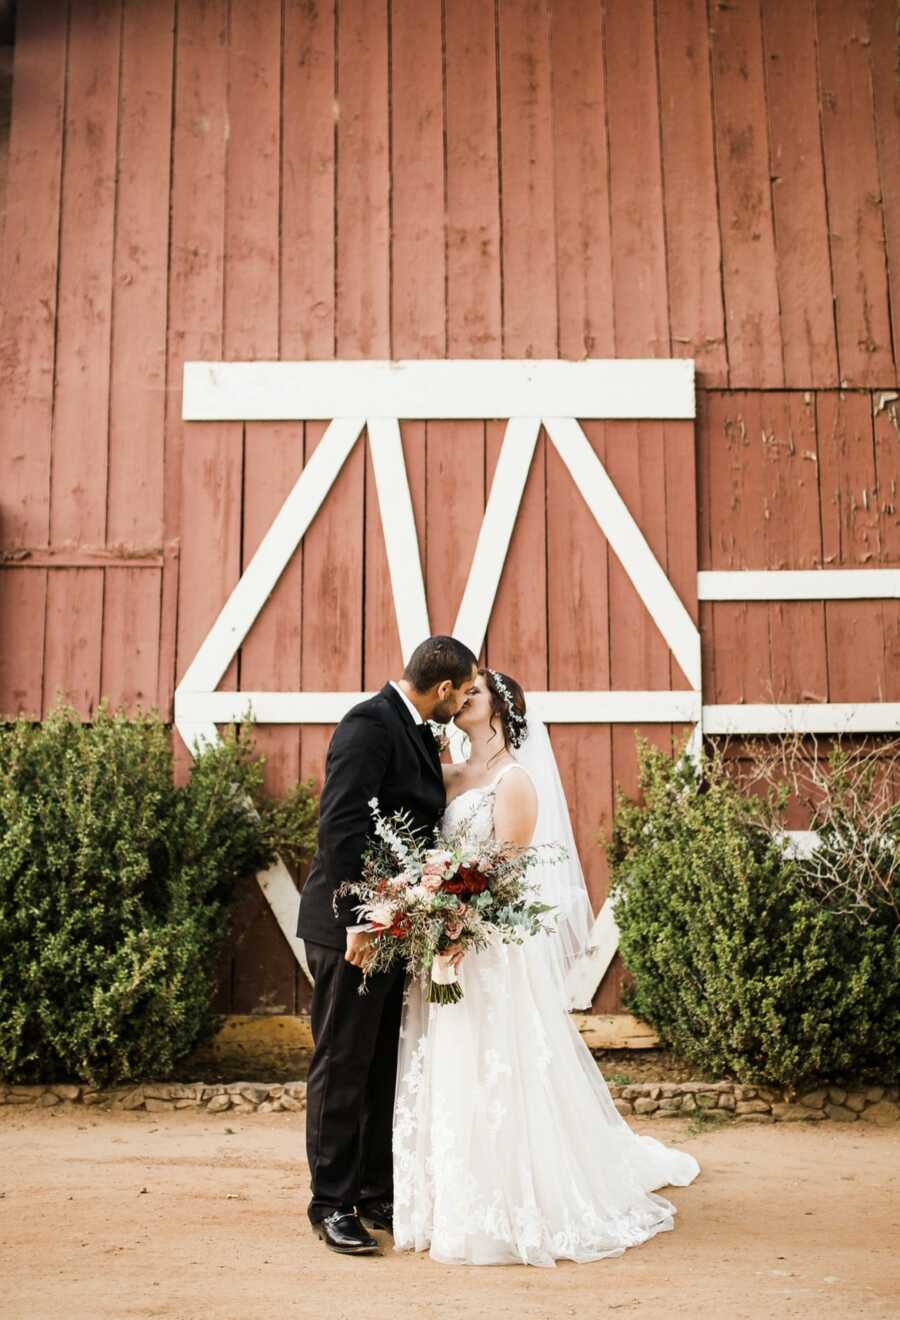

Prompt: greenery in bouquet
xmin=335 ymin=798 xmax=560 ymax=1004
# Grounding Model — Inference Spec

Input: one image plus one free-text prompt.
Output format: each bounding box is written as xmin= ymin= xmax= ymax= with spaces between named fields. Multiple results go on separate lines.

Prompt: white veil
xmin=512 ymin=713 xmax=596 ymax=1010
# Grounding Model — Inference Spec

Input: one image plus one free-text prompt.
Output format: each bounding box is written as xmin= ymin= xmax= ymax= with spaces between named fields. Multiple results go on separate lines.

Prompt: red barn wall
xmin=1 ymin=0 xmax=898 ymax=1015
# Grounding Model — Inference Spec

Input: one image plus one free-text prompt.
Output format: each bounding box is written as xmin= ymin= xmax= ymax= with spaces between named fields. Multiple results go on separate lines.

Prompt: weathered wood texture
xmin=2 ymin=0 xmax=899 ymax=1014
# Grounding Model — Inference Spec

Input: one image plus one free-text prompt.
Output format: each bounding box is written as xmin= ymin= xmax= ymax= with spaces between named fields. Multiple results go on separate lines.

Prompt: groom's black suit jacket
xmin=297 ymin=682 xmax=446 ymax=950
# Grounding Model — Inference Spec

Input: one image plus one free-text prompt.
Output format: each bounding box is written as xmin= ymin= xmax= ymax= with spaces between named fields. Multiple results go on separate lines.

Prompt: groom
xmin=297 ymin=635 xmax=478 ymax=1254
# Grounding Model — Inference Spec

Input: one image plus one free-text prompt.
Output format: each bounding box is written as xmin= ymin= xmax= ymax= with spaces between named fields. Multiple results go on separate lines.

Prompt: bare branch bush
xmin=711 ymin=731 xmax=900 ymax=926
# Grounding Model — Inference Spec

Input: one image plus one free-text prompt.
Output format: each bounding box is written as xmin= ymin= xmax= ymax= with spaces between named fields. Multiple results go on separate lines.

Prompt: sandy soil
xmin=1 ymin=1105 xmax=898 ymax=1320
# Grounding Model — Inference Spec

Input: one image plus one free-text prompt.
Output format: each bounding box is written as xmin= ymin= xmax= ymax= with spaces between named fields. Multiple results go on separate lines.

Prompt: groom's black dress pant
xmin=305 ymin=940 xmax=406 ymax=1223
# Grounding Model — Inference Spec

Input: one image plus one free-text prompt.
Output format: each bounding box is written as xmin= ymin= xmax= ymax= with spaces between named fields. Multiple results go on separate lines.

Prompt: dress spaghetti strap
xmin=489 ymin=761 xmax=534 ymax=791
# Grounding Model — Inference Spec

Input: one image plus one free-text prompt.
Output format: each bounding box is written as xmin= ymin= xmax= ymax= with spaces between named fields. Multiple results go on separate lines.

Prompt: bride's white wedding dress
xmin=392 ymin=755 xmax=701 ymax=1267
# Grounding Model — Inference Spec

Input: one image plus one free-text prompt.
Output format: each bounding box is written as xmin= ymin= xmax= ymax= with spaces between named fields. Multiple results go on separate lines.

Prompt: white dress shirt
xmin=389 ymin=679 xmax=424 ymax=724
xmin=347 ymin=681 xmax=425 ymax=935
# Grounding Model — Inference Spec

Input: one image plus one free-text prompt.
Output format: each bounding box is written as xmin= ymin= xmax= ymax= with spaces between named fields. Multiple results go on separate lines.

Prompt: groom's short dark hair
xmin=403 ymin=636 xmax=477 ymax=692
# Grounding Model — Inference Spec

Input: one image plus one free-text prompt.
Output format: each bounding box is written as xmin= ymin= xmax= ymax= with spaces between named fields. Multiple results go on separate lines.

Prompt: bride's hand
xmin=442 ymin=941 xmax=466 ymax=970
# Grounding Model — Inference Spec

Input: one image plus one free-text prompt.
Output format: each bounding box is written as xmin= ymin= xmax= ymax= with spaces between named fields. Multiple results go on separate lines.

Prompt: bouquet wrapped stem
xmin=428 ymin=952 xmax=463 ymax=1005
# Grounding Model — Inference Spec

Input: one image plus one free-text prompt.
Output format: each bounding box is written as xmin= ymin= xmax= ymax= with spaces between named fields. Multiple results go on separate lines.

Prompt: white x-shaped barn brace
xmin=178 ymin=361 xmax=900 ymax=1004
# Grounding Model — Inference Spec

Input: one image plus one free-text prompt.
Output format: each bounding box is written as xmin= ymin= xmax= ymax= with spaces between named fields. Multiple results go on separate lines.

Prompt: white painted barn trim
xmin=699 ymin=569 xmax=900 ymax=600
xmin=367 ymin=417 xmax=431 ymax=660
xmin=453 ymin=417 xmax=542 ymax=656
xmin=703 ymin=703 xmax=900 ymax=734
xmin=182 ymin=358 xmax=696 ymax=421
xmin=174 ymin=689 xmax=703 ymax=726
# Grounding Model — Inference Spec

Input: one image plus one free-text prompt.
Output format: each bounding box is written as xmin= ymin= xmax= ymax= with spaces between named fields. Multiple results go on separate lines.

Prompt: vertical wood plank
xmin=0 ymin=570 xmax=48 ymax=718
xmin=444 ymin=0 xmax=502 ymax=357
xmin=817 ymin=390 xmax=886 ymax=700
xmin=550 ymin=0 xmax=615 ymax=360
xmin=874 ymin=396 xmax=900 ymax=698
xmin=50 ymin=0 xmax=121 ymax=547
xmin=425 ymin=423 xmax=485 ymax=641
xmin=0 ymin=0 xmax=66 ymax=549
xmin=867 ymin=0 xmax=900 ymax=379
xmin=176 ymin=422 xmax=243 ymax=690
xmin=42 ymin=569 xmax=104 ymax=717
xmin=816 ymin=0 xmax=894 ymax=386
xmin=491 ymin=0 xmax=553 ymax=688
xmin=760 ymin=0 xmax=837 ymax=388
xmin=759 ymin=393 xmax=828 ymax=703
xmin=167 ymin=0 xmax=231 ymax=782
xmin=390 ymin=0 xmax=445 ymax=357
xmin=701 ymin=392 xmax=771 ymax=702
xmin=604 ymin=0 xmax=669 ymax=358
xmin=280 ymin=0 xmax=336 ymax=929
xmin=663 ymin=418 xmax=699 ymax=693
xmin=546 ymin=421 xmax=613 ymax=935
xmin=281 ymin=0 xmax=335 ymax=359
xmin=107 ymin=0 xmax=173 ymax=550
xmin=224 ymin=0 xmax=280 ymax=362
xmin=225 ymin=0 xmax=290 ymax=788
xmin=656 ymin=0 xmax=727 ymax=383
xmin=497 ymin=0 xmax=557 ymax=358
xmin=374 ymin=0 xmax=442 ymax=678
xmin=709 ymin=0 xmax=783 ymax=386
xmin=603 ymin=421 xmax=673 ymax=1010
xmin=299 ymin=422 xmax=365 ymax=789
xmin=606 ymin=420 xmax=674 ymax=751
xmin=100 ymin=568 xmax=161 ymax=712
xmin=336 ymin=0 xmax=390 ymax=357
xmin=239 ymin=428 xmax=304 ymax=793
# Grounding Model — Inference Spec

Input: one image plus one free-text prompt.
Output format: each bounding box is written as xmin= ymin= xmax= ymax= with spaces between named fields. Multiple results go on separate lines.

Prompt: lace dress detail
xmin=392 ymin=763 xmax=701 ymax=1267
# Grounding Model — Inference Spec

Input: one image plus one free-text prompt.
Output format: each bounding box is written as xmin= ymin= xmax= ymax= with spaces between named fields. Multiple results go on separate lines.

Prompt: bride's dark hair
xmin=480 ymin=668 xmax=527 ymax=762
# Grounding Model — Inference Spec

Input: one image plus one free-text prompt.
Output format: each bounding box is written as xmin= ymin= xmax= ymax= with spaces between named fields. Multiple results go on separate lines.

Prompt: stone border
xmin=2 ymin=1079 xmax=898 ymax=1123
xmin=0 ymin=1082 xmax=307 ymax=1114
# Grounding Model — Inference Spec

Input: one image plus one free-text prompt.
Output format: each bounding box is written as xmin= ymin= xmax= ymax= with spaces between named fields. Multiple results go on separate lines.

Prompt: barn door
xmin=177 ymin=360 xmax=699 ymax=1013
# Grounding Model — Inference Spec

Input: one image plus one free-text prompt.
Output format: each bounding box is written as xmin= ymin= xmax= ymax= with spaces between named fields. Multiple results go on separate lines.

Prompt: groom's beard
xmin=431 ymin=697 xmax=460 ymax=724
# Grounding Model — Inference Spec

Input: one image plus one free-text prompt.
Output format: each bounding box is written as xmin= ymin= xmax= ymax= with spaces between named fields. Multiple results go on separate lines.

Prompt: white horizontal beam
xmin=182 ymin=359 xmax=696 ymax=421
xmin=528 ymin=691 xmax=701 ymax=723
xmin=175 ymin=691 xmax=370 ymax=725
xmin=175 ymin=689 xmax=702 ymax=726
xmin=702 ymin=703 xmax=900 ymax=734
xmin=698 ymin=569 xmax=900 ymax=600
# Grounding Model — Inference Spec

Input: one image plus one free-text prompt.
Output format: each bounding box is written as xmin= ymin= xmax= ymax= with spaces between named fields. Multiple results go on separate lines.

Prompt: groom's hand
xmin=345 ymin=929 xmax=376 ymax=969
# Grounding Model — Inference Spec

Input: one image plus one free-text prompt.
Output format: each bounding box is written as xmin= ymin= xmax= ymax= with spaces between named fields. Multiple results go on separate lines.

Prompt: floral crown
xmin=486 ymin=669 xmax=528 ymax=749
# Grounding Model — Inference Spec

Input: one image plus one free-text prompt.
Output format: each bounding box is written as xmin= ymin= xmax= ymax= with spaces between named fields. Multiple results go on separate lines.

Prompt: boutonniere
xmin=426 ymin=719 xmax=450 ymax=755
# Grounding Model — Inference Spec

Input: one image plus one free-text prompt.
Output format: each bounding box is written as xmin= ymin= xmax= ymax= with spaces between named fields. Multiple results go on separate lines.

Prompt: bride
xmin=391 ymin=668 xmax=701 ymax=1267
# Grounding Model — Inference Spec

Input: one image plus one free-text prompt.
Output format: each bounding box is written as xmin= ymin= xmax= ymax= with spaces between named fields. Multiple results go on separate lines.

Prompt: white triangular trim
xmin=176 ymin=361 xmax=702 ymax=1001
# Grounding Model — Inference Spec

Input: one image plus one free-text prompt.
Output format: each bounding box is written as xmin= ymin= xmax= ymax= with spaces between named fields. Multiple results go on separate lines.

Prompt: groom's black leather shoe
xmin=312 ymin=1211 xmax=380 ymax=1255
xmin=358 ymin=1198 xmax=393 ymax=1234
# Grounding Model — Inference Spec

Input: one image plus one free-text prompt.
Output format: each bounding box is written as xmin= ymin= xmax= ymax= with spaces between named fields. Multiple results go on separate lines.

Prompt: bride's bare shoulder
xmin=442 ymin=761 xmax=465 ymax=786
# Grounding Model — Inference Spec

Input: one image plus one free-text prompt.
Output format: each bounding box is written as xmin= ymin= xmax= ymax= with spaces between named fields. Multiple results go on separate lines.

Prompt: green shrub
xmin=0 ymin=699 xmax=318 ymax=1087
xmin=607 ymin=738 xmax=900 ymax=1089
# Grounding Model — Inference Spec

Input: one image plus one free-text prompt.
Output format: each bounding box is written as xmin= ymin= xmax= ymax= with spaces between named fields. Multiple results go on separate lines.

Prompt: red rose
xmin=441 ymin=864 xmax=489 ymax=896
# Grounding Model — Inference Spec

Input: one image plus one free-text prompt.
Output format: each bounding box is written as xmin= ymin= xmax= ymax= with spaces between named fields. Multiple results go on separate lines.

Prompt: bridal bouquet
xmin=335 ymin=798 xmax=561 ymax=1004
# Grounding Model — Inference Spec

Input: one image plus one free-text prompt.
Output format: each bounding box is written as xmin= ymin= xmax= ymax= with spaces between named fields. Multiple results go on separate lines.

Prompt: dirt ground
xmin=1 ymin=1106 xmax=898 ymax=1320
